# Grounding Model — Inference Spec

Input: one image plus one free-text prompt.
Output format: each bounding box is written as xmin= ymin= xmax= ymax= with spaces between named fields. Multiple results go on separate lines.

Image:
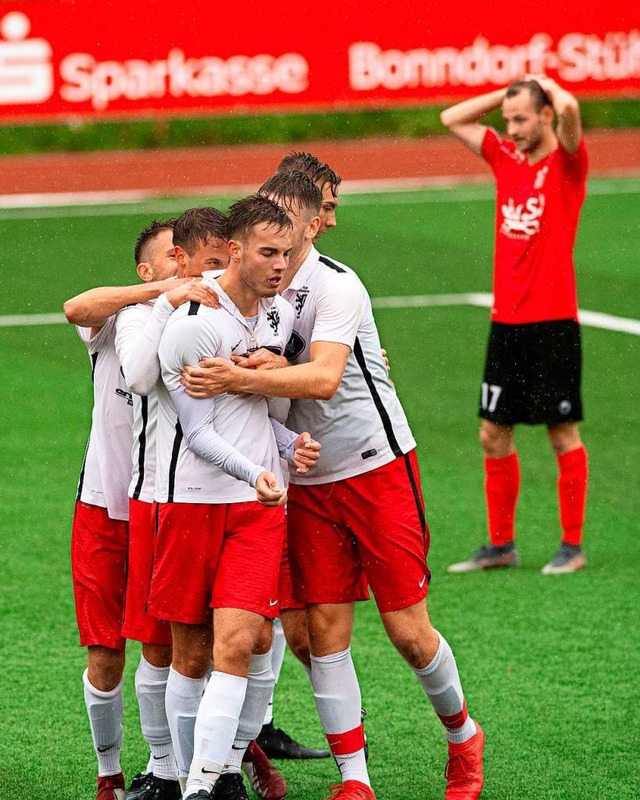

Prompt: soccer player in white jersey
xmin=150 ymin=196 xmax=320 ymax=800
xmin=64 ymin=222 xmax=216 ymax=800
xmin=115 ymin=206 xmax=288 ymax=800
xmin=113 ymin=214 xmax=225 ymax=800
xmin=181 ymin=169 xmax=485 ymax=800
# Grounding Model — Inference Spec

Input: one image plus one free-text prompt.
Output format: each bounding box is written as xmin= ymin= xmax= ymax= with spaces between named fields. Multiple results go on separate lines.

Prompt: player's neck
xmin=280 ymin=241 xmax=312 ymax=292
xmin=526 ymin=132 xmax=557 ymax=165
xmin=216 ymin=271 xmax=259 ymax=317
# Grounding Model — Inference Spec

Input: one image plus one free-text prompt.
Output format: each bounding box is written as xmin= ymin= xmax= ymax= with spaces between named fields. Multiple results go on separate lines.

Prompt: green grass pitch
xmin=1 ymin=177 xmax=638 ymax=799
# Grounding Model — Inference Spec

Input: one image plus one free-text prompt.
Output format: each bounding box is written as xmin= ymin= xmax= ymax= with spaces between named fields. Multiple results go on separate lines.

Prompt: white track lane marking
xmin=0 ymin=177 xmax=639 ymax=218
xmin=2 ymin=295 xmax=639 ymax=336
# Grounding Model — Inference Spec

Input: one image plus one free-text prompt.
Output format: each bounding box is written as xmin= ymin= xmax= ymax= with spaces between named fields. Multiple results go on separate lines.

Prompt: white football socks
xmin=227 ymin=649 xmax=275 ymax=772
xmin=134 ymin=655 xmax=177 ymax=780
xmin=413 ymin=632 xmax=477 ymax=744
xmin=310 ymin=648 xmax=370 ymax=786
xmin=185 ymin=671 xmax=247 ymax=795
xmin=83 ymin=669 xmax=123 ymax=777
xmin=263 ymin=621 xmax=286 ymax=726
xmin=165 ymin=667 xmax=206 ymax=784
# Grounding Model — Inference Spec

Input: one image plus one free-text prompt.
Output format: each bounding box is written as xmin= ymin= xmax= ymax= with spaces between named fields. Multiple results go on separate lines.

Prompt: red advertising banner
xmin=0 ymin=0 xmax=638 ymax=121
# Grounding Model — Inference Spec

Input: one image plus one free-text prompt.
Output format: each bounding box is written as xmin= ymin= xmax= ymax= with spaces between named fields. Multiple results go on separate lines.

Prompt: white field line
xmin=1 ymin=176 xmax=640 ymax=218
xmin=2 ymin=294 xmax=639 ymax=336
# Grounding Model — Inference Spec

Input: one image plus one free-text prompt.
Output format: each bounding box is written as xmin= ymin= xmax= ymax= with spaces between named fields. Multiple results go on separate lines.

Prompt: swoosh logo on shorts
xmin=269 ymin=599 xmax=279 ymax=607
xmin=419 ymin=574 xmax=427 ymax=588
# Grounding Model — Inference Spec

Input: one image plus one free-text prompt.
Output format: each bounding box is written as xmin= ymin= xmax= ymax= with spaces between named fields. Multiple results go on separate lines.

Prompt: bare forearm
xmin=440 ymin=89 xmax=507 ymax=128
xmin=234 ymin=361 xmax=340 ymax=401
xmin=64 ymin=281 xmax=174 ymax=327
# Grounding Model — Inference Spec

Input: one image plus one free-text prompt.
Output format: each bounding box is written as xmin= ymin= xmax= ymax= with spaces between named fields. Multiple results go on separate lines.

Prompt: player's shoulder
xmin=317 ymin=252 xmax=357 ymax=278
xmin=76 ymin=314 xmax=116 ymax=346
xmin=272 ymin=294 xmax=295 ymax=322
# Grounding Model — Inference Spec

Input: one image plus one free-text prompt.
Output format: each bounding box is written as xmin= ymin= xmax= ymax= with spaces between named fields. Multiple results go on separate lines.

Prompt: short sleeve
xmin=310 ymin=273 xmax=366 ymax=350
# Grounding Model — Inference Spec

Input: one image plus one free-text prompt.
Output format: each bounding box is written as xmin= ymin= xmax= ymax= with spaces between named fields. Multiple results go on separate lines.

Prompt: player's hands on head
xmin=181 ymin=357 xmax=238 ymax=398
xmin=256 ymin=471 xmax=287 ymax=506
xmin=292 ymin=433 xmax=321 ymax=474
xmin=165 ymin=278 xmax=220 ymax=310
xmin=231 ymin=349 xmax=288 ymax=370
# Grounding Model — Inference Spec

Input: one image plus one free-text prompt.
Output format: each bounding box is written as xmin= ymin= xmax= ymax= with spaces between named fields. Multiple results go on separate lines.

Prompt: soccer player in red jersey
xmin=441 ymin=75 xmax=589 ymax=575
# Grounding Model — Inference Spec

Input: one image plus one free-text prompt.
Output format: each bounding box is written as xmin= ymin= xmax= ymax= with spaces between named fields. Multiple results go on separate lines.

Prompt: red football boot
xmin=444 ymin=724 xmax=485 ymax=799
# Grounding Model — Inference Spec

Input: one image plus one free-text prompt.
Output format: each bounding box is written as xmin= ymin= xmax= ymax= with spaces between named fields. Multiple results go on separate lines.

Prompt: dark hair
xmin=173 ymin=206 xmax=228 ymax=255
xmin=227 ymin=195 xmax=293 ymax=242
xmin=505 ymin=79 xmax=552 ymax=112
xmin=133 ymin=219 xmax=175 ymax=265
xmin=276 ymin=151 xmax=342 ymax=195
xmin=259 ymin=170 xmax=322 ymax=216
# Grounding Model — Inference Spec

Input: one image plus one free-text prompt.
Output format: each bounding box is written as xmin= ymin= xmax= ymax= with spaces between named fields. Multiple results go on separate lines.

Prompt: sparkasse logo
xmin=0 ymin=12 xmax=53 ymax=104
xmin=0 ymin=11 xmax=309 ymax=111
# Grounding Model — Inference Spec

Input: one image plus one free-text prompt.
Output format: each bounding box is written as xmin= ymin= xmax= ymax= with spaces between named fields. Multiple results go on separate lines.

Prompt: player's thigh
xmin=287 ymin=483 xmax=368 ymax=605
xmin=211 ymin=502 xmax=285 ymax=619
xmin=71 ymin=501 xmax=128 ymax=650
xmin=340 ymin=452 xmax=431 ymax=614
xmin=148 ymin=502 xmax=225 ymax=625
xmin=123 ymin=498 xmax=171 ymax=645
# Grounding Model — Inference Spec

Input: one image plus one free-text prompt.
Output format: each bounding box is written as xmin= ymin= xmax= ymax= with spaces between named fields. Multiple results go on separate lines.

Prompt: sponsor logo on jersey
xmin=284 ymin=330 xmax=306 ymax=360
xmin=500 ymin=193 xmax=545 ymax=239
xmin=115 ymin=387 xmax=133 ymax=406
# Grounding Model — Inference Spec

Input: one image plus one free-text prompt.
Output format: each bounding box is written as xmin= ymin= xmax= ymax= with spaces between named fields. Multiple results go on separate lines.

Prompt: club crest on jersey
xmin=266 ymin=307 xmax=280 ymax=334
xmin=294 ymin=287 xmax=309 ymax=319
xmin=500 ymin=194 xmax=545 ymax=239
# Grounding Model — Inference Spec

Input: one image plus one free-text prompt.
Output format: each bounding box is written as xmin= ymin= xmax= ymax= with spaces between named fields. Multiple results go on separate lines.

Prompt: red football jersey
xmin=481 ymin=128 xmax=588 ymax=324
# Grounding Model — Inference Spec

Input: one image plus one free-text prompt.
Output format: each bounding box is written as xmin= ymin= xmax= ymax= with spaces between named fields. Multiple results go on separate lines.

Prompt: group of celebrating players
xmin=66 ymin=74 xmax=590 ymax=800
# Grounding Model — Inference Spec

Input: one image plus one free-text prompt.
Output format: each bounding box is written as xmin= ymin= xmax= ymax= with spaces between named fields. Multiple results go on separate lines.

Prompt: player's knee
xmin=479 ymin=423 xmax=512 ymax=457
xmin=87 ymin=645 xmax=125 ymax=691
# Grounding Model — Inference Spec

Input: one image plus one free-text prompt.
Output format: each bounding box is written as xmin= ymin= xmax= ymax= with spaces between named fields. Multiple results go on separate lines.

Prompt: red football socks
xmin=557 ymin=446 xmax=588 ymax=546
xmin=484 ymin=452 xmax=520 ymax=546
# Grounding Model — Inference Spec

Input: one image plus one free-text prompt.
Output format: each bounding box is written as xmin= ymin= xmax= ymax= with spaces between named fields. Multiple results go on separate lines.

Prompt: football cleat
xmin=447 ymin=543 xmax=519 ymax=573
xmin=96 ymin=773 xmax=126 ymax=800
xmin=256 ymin=722 xmax=330 ymax=759
xmin=241 ymin=741 xmax=287 ymax=800
xmin=211 ymin=773 xmax=249 ymax=800
xmin=541 ymin=542 xmax=586 ymax=575
xmin=126 ymin=772 xmax=152 ymax=799
xmin=444 ymin=723 xmax=485 ymax=800
xmin=361 ymin=708 xmax=369 ymax=763
xmin=183 ymin=790 xmax=213 ymax=800
xmin=324 ymin=781 xmax=376 ymax=799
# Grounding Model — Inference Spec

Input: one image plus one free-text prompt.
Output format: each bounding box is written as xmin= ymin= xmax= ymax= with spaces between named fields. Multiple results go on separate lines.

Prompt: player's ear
xmin=137 ymin=262 xmax=153 ymax=282
xmin=228 ymin=238 xmax=242 ymax=263
xmin=307 ymin=215 xmax=321 ymax=240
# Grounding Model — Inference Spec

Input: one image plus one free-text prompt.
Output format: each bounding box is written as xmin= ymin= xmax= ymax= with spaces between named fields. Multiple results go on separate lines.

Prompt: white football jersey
xmin=115 ymin=295 xmax=175 ymax=503
xmin=282 ymin=246 xmax=416 ymax=485
xmin=156 ymin=277 xmax=294 ymax=504
xmin=76 ymin=317 xmax=134 ymax=520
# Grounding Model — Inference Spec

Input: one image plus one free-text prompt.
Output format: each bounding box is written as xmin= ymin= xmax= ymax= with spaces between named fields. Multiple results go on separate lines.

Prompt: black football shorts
xmin=479 ymin=319 xmax=583 ymax=426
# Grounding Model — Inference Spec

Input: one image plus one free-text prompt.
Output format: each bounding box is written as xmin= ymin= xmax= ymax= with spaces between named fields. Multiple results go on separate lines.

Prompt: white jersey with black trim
xmin=155 ymin=276 xmax=294 ymax=504
xmin=76 ymin=317 xmax=134 ymax=520
xmin=282 ymin=246 xmax=415 ymax=485
xmin=115 ymin=295 xmax=175 ymax=503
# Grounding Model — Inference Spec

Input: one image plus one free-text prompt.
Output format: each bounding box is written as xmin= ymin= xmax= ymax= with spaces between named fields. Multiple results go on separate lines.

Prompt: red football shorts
xmin=287 ymin=450 xmax=430 ymax=613
xmin=71 ymin=501 xmax=128 ymax=651
xmin=148 ymin=501 xmax=285 ymax=624
xmin=278 ymin=532 xmax=306 ymax=612
xmin=121 ymin=499 xmax=172 ymax=646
